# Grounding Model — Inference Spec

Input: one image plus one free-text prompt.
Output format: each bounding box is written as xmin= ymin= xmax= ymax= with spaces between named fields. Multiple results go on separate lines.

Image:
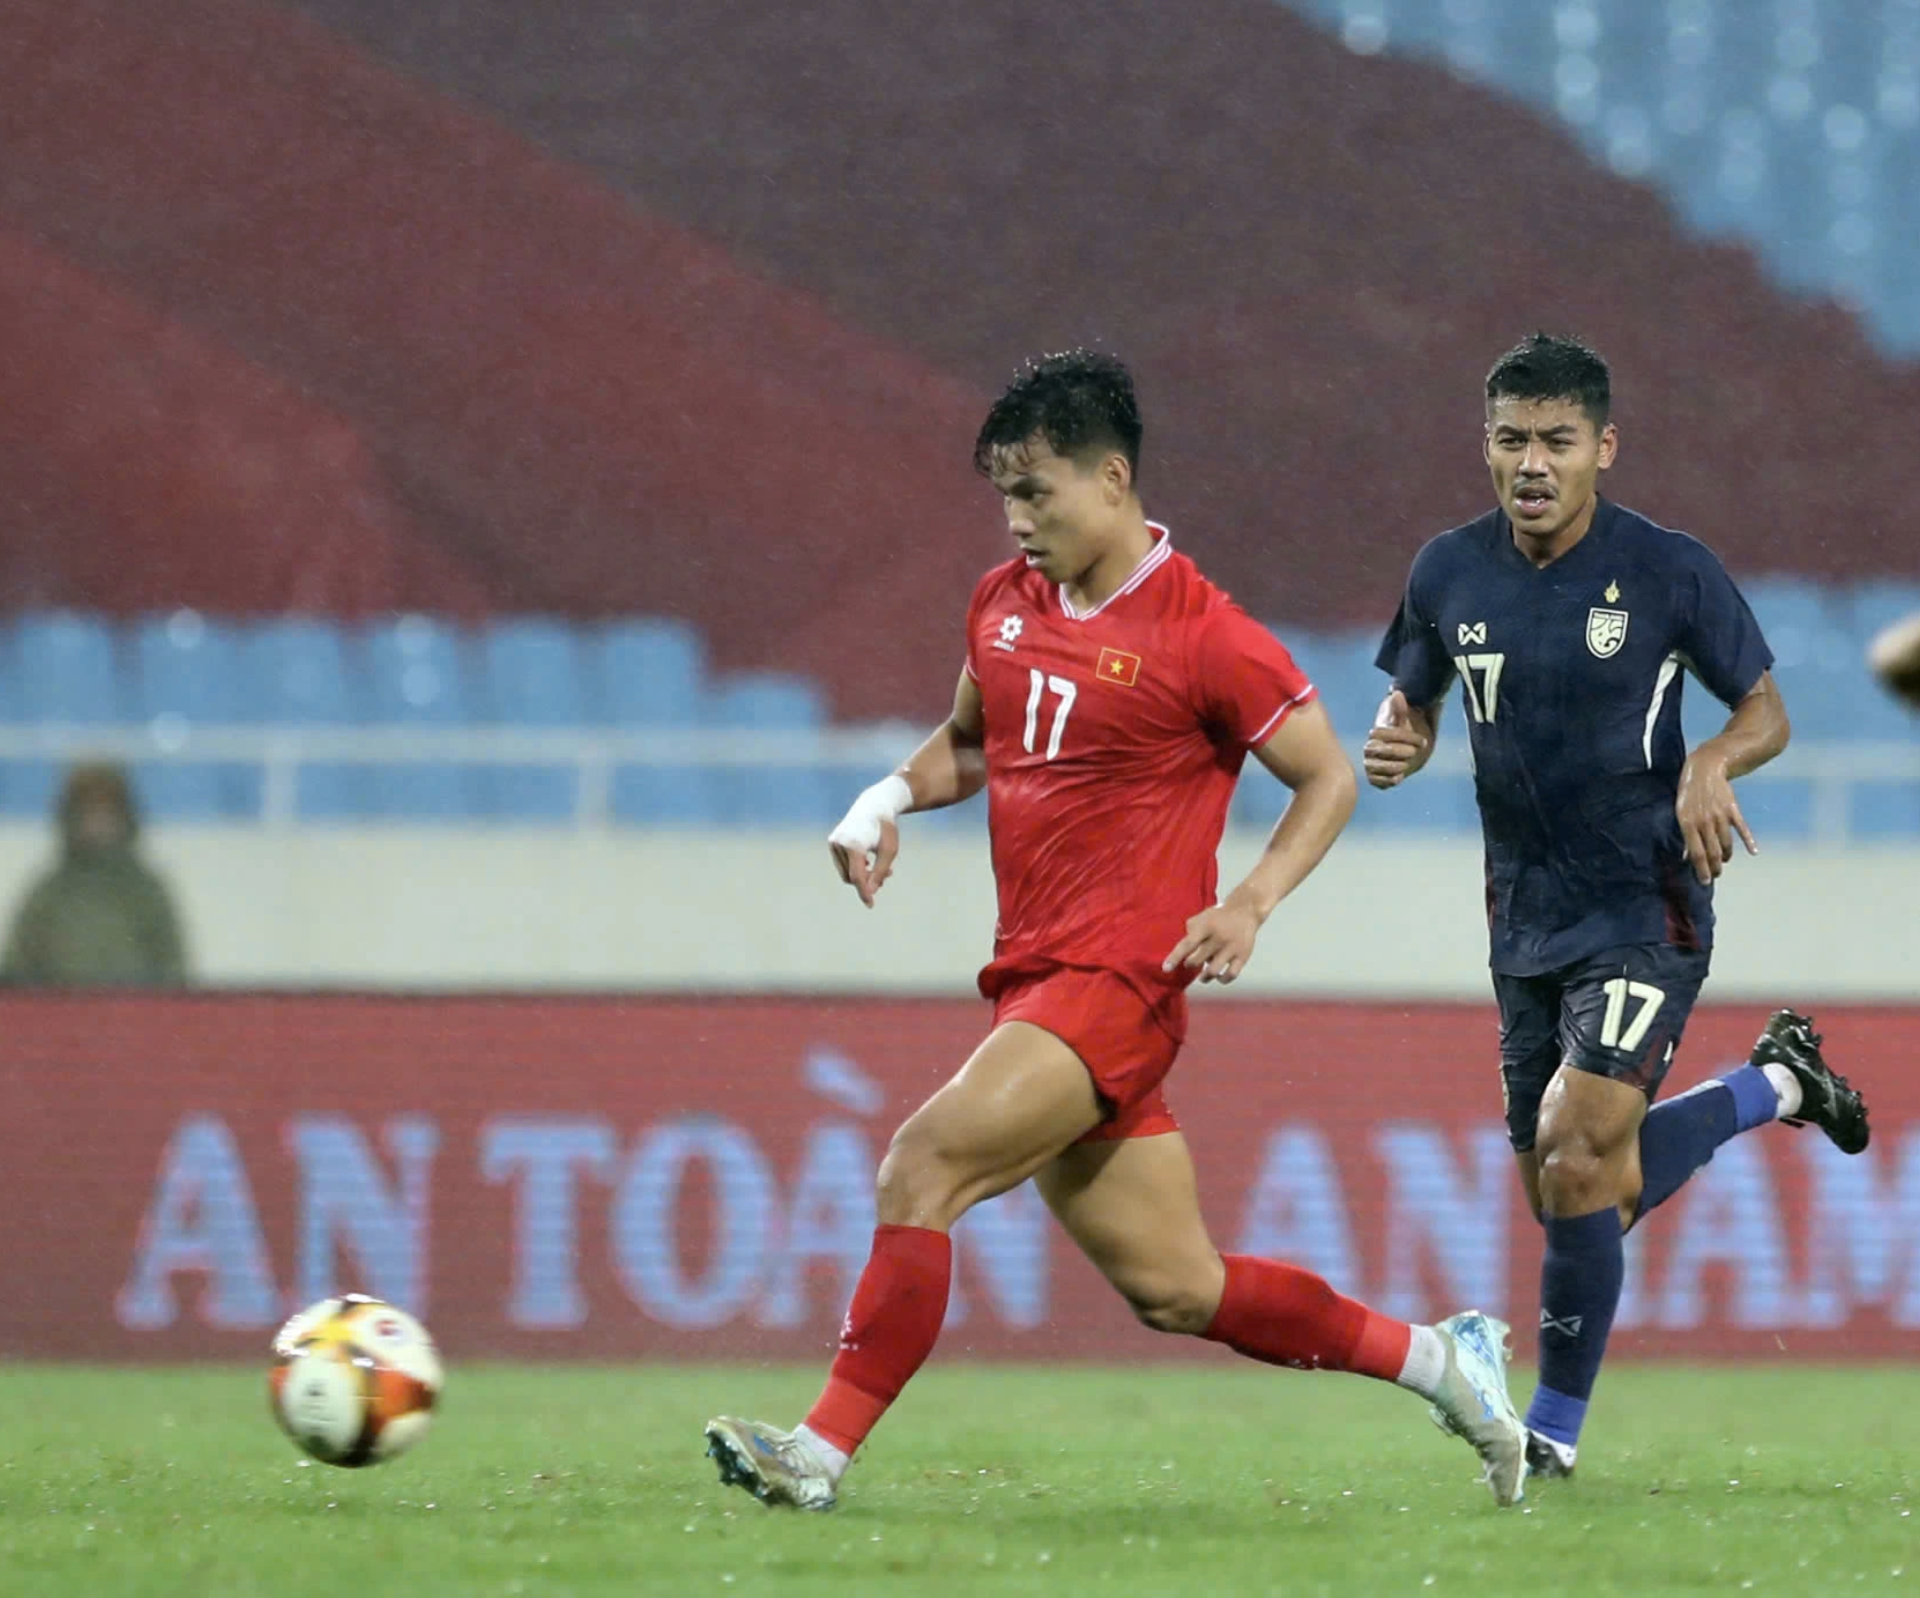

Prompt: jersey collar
xmin=1058 ymin=523 xmax=1173 ymax=621
xmin=1500 ymin=496 xmax=1617 ymax=572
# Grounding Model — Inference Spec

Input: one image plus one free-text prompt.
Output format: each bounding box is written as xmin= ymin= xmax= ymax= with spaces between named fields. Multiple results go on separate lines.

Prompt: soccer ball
xmin=268 ymin=1295 xmax=443 ymax=1467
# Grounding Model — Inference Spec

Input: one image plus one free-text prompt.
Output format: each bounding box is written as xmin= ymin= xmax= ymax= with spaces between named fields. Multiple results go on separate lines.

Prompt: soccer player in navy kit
xmin=1365 ymin=334 xmax=1871 ymax=1482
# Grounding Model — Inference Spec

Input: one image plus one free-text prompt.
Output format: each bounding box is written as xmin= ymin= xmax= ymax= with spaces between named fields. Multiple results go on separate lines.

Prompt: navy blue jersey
xmin=1376 ymin=499 xmax=1773 ymax=976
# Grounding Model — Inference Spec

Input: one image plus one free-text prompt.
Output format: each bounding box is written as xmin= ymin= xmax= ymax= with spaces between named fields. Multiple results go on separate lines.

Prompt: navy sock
xmin=1718 ymin=1063 xmax=1784 ymax=1133
xmin=1634 ymin=1067 xmax=1778 ymax=1220
xmin=1525 ymin=1206 xmax=1624 ymax=1449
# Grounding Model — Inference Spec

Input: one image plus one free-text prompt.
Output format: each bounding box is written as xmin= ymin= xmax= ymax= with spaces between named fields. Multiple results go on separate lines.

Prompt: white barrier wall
xmin=0 ymin=824 xmax=1910 ymax=999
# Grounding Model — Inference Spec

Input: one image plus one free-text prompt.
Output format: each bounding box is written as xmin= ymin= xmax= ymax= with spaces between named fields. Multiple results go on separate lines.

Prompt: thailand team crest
xmin=1586 ymin=607 xmax=1629 ymax=658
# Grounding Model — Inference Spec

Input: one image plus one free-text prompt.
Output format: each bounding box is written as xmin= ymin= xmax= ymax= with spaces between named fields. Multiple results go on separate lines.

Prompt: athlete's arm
xmin=1369 ymin=543 xmax=1452 ymax=788
xmin=1362 ymin=688 xmax=1441 ymax=789
xmin=1676 ymin=669 xmax=1789 ymax=885
xmin=829 ymin=669 xmax=986 ymax=907
xmin=1163 ymin=697 xmax=1357 ymax=984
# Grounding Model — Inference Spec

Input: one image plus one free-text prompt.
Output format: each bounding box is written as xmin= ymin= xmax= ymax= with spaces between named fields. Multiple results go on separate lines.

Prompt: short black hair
xmin=973 ymin=350 xmax=1143 ymax=480
xmin=1485 ymin=332 xmax=1611 ymax=429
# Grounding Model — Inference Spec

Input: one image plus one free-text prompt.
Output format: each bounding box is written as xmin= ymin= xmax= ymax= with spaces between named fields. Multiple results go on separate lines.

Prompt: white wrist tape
xmin=828 ymin=773 xmax=913 ymax=858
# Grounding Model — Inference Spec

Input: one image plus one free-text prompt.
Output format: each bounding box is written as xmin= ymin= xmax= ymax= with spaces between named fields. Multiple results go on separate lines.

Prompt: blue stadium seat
xmin=1281 ymin=626 xmax=1381 ymax=748
xmin=1840 ymin=580 xmax=1920 ymax=745
xmin=1845 ymin=579 xmax=1920 ymax=650
xmin=1808 ymin=11 xmax=1880 ymax=117
xmin=602 ymin=619 xmax=710 ymax=824
xmin=1273 ymin=1 xmax=1912 ymax=355
xmin=1766 ymin=127 xmax=1840 ymax=292
xmin=1740 ymin=573 xmax=1839 ymax=642
xmin=601 ymin=618 xmax=704 ymax=723
xmin=135 ymin=612 xmax=241 ymax=721
xmin=1670 ymin=668 xmax=1817 ymax=839
xmin=1442 ymin=0 xmax=1553 ymax=94
xmin=1773 ymin=651 xmax=1871 ymax=742
xmin=1876 ymin=158 xmax=1920 ymax=352
xmin=130 ymin=612 xmax=262 ymax=821
xmin=1774 ymin=579 xmax=1919 ymax=740
xmin=1739 ymin=576 xmax=1857 ymax=787
xmin=485 ymin=619 xmax=593 ymax=723
xmin=1588 ymin=8 xmax=1670 ymax=123
xmin=360 ymin=617 xmax=482 ymax=821
xmin=1694 ymin=111 xmax=1783 ymax=242
xmin=2 ymin=612 xmax=125 ymax=817
xmin=0 ymin=627 xmax=18 ymax=724
xmin=706 ymin=673 xmax=834 ymax=827
xmin=480 ymin=619 xmax=591 ymax=823
xmin=1734 ymin=770 xmax=1813 ymax=842
xmin=240 ymin=619 xmax=367 ymax=820
xmin=0 ymin=623 xmax=35 ymax=817
xmin=242 ymin=618 xmax=353 ymax=722
xmin=13 ymin=610 xmax=121 ymax=721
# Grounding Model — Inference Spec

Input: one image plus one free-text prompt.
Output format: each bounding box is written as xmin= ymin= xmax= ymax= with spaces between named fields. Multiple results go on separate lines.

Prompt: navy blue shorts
xmin=1492 ymin=943 xmax=1712 ymax=1152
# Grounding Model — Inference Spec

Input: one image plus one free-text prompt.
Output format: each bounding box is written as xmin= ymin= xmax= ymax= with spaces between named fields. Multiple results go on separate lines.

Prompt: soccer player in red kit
xmin=705 ymin=351 xmax=1528 ymax=1509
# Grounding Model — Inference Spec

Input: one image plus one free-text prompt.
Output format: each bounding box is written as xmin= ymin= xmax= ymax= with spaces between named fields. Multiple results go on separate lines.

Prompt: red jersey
xmin=963 ymin=526 xmax=1316 ymax=1022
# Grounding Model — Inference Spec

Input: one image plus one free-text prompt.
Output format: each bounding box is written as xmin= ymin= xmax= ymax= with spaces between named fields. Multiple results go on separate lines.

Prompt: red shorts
xmin=989 ymin=965 xmax=1183 ymax=1142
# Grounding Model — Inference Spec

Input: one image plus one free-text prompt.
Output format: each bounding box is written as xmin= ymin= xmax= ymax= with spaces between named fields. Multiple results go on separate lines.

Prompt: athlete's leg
xmin=1513 ymin=1150 xmax=1543 ymax=1222
xmin=1036 ymin=1131 xmax=1410 ymax=1364
xmin=1525 ymin=945 xmax=1708 ymax=1469
xmin=1517 ymin=974 xmax=1820 ymax=1232
xmin=1635 ymin=1009 xmax=1869 ymax=1220
xmin=1536 ymin=1067 xmax=1649 ymax=1220
xmin=706 ymin=1018 xmax=1102 ymax=1506
xmin=1495 ymin=956 xmax=1762 ymax=1227
xmin=1494 ymin=969 xmax=1563 ymax=1223
xmin=1523 ymin=996 xmax=1871 ymax=1478
xmin=806 ymin=1020 xmax=1100 ymax=1450
xmin=1540 ymin=951 xmax=1868 ymax=1232
xmin=872 ymin=1021 xmax=1103 ymax=1228
xmin=1035 ymin=1132 xmax=1528 ymax=1505
xmin=1524 ymin=1065 xmax=1638 ymax=1471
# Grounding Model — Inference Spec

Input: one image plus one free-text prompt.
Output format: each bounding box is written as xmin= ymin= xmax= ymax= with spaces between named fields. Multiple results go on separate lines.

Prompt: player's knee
xmin=1535 ymin=1137 xmax=1615 ymax=1216
xmin=874 ymin=1126 xmax=965 ymax=1229
xmin=1122 ymin=1276 xmax=1219 ymax=1336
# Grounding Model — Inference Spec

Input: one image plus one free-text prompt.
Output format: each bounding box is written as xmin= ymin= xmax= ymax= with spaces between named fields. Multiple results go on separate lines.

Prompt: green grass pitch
xmin=0 ymin=1364 xmax=1913 ymax=1596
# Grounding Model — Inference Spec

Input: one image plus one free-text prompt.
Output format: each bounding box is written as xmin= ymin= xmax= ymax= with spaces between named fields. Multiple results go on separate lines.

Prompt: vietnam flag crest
xmin=1096 ymin=646 xmax=1142 ymax=688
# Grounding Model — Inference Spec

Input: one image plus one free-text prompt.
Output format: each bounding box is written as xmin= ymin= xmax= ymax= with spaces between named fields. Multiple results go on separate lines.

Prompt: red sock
xmin=803 ymin=1224 xmax=952 ymax=1455
xmin=1203 ymin=1254 xmax=1410 ymax=1381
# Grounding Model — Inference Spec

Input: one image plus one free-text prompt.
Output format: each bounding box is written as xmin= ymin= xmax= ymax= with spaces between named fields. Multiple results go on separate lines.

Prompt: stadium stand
xmin=1278 ymin=0 xmax=1920 ymax=353
xmin=0 ymin=1 xmax=1913 ymax=834
xmin=241 ymin=619 xmax=366 ymax=821
xmin=602 ymin=620 xmax=710 ymax=828
xmin=0 ymin=605 xmax=1913 ymax=834
xmin=6 ymin=0 xmax=1920 ymax=730
xmin=4 ymin=613 xmax=121 ymax=819
xmin=130 ymin=613 xmax=262 ymax=822
xmin=479 ymin=620 xmax=591 ymax=824
xmin=360 ymin=616 xmax=482 ymax=822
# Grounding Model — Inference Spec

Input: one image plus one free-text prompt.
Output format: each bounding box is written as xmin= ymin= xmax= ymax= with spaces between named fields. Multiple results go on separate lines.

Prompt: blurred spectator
xmin=1 ymin=763 xmax=189 ymax=987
